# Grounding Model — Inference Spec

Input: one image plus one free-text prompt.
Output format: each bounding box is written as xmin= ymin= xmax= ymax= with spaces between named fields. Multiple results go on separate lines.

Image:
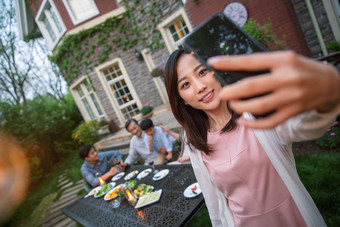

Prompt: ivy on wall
xmin=243 ymin=18 xmax=287 ymax=51
xmin=49 ymin=0 xmax=173 ymax=85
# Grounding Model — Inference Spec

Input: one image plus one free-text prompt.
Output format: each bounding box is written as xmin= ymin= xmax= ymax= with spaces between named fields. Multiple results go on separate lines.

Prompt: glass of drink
xmin=148 ymin=161 xmax=158 ymax=174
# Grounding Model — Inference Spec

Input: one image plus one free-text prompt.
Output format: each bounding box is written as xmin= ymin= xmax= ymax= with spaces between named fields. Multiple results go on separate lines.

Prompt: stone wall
xmin=291 ymin=0 xmax=336 ymax=57
xmin=69 ymin=0 xmax=183 ymax=126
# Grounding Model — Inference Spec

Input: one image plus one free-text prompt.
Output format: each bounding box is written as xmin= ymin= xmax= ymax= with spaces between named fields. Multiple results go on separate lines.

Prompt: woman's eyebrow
xmin=193 ymin=63 xmax=204 ymax=72
xmin=177 ymin=76 xmax=187 ymax=85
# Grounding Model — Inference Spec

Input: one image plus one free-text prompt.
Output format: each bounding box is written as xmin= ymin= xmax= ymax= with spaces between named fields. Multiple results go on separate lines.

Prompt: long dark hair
xmin=164 ymin=49 xmax=240 ymax=154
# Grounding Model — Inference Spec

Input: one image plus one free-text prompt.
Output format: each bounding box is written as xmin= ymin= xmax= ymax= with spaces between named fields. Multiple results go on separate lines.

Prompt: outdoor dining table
xmin=62 ymin=164 xmax=204 ymax=227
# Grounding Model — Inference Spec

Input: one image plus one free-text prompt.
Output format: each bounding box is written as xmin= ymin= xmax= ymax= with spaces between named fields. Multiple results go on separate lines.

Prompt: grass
xmin=295 ymin=151 xmax=340 ymax=226
xmin=3 ymin=150 xmax=340 ymax=227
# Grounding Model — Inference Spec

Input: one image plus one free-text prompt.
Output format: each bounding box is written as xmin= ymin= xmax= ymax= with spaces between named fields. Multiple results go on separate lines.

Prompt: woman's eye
xmin=198 ymin=68 xmax=209 ymax=77
xmin=181 ymin=82 xmax=190 ymax=89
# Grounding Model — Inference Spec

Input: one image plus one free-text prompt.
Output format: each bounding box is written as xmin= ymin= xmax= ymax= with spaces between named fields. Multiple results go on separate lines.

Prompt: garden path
xmin=40 ymin=173 xmax=83 ymax=227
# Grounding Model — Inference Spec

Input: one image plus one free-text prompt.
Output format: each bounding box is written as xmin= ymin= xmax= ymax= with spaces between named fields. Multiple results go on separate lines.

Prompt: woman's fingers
xmin=228 ymin=86 xmax=303 ymax=115
xmin=219 ymin=72 xmax=293 ymax=100
xmin=208 ymin=51 xmax=299 ymax=71
xmin=237 ymin=104 xmax=301 ymax=129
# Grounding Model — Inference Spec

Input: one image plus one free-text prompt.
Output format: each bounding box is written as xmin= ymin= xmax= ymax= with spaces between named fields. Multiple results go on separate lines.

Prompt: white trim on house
xmin=66 ymin=6 xmax=126 ymax=35
xmin=70 ymin=75 xmax=106 ymax=121
xmin=95 ymin=58 xmax=142 ymax=126
xmin=322 ymin=0 xmax=340 ymax=40
xmin=157 ymin=8 xmax=193 ymax=53
xmin=62 ymin=0 xmax=100 ymax=26
xmin=35 ymin=0 xmax=66 ymax=50
xmin=14 ymin=0 xmax=37 ymax=40
xmin=141 ymin=49 xmax=168 ymax=104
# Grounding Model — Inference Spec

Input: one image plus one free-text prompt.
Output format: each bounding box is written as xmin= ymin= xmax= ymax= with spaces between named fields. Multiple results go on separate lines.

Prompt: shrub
xmin=140 ymin=105 xmax=153 ymax=116
xmin=98 ymin=119 xmax=108 ymax=127
xmin=328 ymin=40 xmax=340 ymax=52
xmin=316 ymin=121 xmax=340 ymax=150
xmin=0 ymin=93 xmax=82 ymax=185
xmin=150 ymin=67 xmax=164 ymax=77
xmin=72 ymin=120 xmax=100 ymax=145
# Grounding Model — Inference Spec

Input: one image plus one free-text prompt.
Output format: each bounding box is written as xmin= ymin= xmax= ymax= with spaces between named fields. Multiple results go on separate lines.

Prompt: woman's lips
xmin=200 ymin=90 xmax=214 ymax=103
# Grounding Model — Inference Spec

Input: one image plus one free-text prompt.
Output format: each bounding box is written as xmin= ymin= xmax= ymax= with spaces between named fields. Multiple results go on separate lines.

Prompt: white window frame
xmin=157 ymin=8 xmax=193 ymax=53
xmin=70 ymin=76 xmax=106 ymax=121
xmin=95 ymin=58 xmax=142 ymax=126
xmin=35 ymin=0 xmax=66 ymax=50
xmin=62 ymin=0 xmax=100 ymax=25
xmin=333 ymin=0 xmax=340 ymax=25
xmin=322 ymin=0 xmax=340 ymax=40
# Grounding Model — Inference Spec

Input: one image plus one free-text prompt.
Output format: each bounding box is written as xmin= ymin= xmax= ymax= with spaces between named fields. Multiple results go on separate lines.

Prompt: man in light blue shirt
xmin=79 ymin=145 xmax=124 ymax=188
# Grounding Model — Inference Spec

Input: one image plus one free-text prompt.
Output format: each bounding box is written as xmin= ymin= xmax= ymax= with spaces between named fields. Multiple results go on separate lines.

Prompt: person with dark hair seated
xmin=79 ymin=145 xmax=125 ymax=190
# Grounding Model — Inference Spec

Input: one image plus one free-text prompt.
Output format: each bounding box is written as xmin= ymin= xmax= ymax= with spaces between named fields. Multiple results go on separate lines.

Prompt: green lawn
xmin=4 ymin=151 xmax=340 ymax=227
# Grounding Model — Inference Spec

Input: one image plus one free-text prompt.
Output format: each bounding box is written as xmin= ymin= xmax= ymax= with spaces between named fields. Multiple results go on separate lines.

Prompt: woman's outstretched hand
xmin=208 ymin=51 xmax=340 ymax=129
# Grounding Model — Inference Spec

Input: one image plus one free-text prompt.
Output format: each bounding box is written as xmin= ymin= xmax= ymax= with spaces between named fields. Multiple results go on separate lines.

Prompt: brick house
xmin=15 ymin=0 xmax=340 ymax=128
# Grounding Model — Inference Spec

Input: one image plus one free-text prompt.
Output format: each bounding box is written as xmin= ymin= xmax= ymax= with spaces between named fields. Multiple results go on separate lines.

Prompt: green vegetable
xmin=95 ymin=184 xmax=113 ymax=197
xmin=125 ymin=180 xmax=137 ymax=190
xmin=133 ymin=183 xmax=153 ymax=197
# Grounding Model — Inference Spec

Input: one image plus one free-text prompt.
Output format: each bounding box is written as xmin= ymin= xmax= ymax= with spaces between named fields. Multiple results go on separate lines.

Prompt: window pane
xmin=49 ymin=6 xmax=62 ymax=32
xmin=103 ymin=62 xmax=139 ymax=120
xmin=43 ymin=16 xmax=56 ymax=41
xmin=67 ymin=0 xmax=97 ymax=21
xmin=76 ymin=86 xmax=84 ymax=97
xmin=102 ymin=64 xmax=122 ymax=82
xmin=90 ymin=94 xmax=103 ymax=115
xmin=121 ymin=103 xmax=139 ymax=120
xmin=169 ymin=18 xmax=189 ymax=43
xmin=84 ymin=81 xmax=92 ymax=93
xmin=82 ymin=98 xmax=95 ymax=119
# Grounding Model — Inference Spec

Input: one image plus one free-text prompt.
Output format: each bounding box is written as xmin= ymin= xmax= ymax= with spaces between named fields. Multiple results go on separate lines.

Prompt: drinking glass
xmin=111 ymin=197 xmax=122 ymax=208
xmin=148 ymin=161 xmax=158 ymax=174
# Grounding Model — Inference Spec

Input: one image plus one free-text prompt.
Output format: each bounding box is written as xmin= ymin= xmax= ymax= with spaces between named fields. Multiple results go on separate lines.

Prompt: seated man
xmin=121 ymin=118 xmax=158 ymax=167
xmin=140 ymin=118 xmax=175 ymax=164
xmin=79 ymin=145 xmax=124 ymax=189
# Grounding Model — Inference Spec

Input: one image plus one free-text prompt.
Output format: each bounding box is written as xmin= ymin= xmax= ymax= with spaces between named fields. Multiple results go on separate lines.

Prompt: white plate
xmin=94 ymin=182 xmax=116 ymax=198
xmin=104 ymin=183 xmax=125 ymax=201
xmin=136 ymin=168 xmax=152 ymax=180
xmin=84 ymin=185 xmax=102 ymax=198
xmin=124 ymin=170 xmax=139 ymax=181
xmin=111 ymin=172 xmax=125 ymax=181
xmin=135 ymin=189 xmax=162 ymax=209
xmin=183 ymin=182 xmax=201 ymax=198
xmin=152 ymin=169 xmax=169 ymax=181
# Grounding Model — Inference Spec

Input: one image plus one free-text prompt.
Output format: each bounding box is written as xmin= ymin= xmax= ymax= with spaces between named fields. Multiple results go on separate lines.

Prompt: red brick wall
xmin=185 ymin=0 xmax=310 ymax=56
xmin=29 ymin=0 xmax=118 ymax=31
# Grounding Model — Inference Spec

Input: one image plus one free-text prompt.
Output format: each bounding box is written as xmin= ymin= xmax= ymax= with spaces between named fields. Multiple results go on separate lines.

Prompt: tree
xmin=0 ymin=0 xmax=66 ymax=104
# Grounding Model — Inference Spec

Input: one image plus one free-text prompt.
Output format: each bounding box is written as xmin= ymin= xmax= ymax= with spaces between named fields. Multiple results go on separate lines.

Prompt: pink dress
xmin=202 ymin=125 xmax=307 ymax=227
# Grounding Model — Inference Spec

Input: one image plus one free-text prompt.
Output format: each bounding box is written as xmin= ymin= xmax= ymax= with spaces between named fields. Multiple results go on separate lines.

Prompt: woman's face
xmin=176 ymin=54 xmax=223 ymax=112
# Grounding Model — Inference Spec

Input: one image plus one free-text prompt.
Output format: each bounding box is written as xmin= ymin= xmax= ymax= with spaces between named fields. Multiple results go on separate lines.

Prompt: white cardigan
xmin=187 ymin=106 xmax=340 ymax=227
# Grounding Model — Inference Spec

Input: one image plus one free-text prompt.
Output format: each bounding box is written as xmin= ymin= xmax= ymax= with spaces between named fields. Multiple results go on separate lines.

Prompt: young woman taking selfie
xmin=164 ymin=49 xmax=340 ymax=227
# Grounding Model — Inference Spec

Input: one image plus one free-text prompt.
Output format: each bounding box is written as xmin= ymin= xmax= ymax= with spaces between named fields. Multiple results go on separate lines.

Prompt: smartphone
xmin=183 ymin=12 xmax=268 ymax=86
